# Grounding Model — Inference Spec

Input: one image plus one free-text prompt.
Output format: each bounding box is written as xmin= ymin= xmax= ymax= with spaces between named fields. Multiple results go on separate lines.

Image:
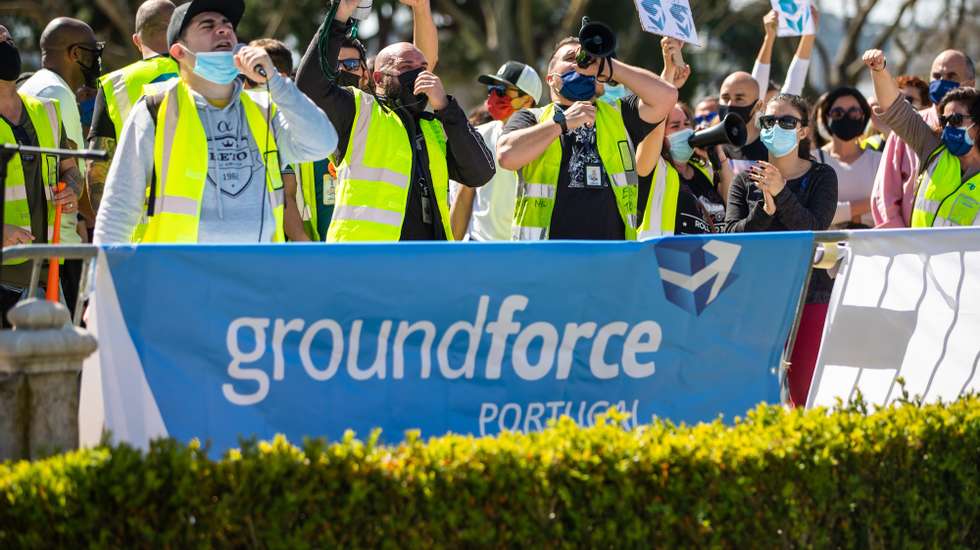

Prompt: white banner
xmin=634 ymin=0 xmax=700 ymax=46
xmin=808 ymin=228 xmax=980 ymax=408
xmin=770 ymin=0 xmax=814 ymax=37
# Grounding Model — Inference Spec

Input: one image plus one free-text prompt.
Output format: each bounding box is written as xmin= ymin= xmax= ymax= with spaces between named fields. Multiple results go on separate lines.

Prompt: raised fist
xmin=863 ymin=49 xmax=886 ymax=72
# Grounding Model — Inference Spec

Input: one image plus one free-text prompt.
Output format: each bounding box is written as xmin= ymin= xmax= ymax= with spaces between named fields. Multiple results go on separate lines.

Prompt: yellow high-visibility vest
xmin=512 ymin=100 xmax=638 ymax=240
xmin=141 ymin=81 xmax=285 ymax=243
xmin=98 ymin=56 xmax=178 ymax=139
xmin=638 ymin=158 xmax=680 ymax=239
xmin=327 ymin=89 xmax=452 ymax=242
xmin=911 ymin=146 xmax=980 ymax=228
xmin=1 ymin=94 xmax=62 ymax=265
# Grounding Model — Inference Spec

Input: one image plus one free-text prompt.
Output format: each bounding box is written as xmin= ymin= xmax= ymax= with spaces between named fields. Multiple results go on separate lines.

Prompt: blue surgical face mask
xmin=599 ymin=83 xmax=629 ymax=105
xmin=190 ymin=49 xmax=240 ymax=85
xmin=557 ymin=70 xmax=596 ymax=101
xmin=760 ymin=126 xmax=799 ymax=157
xmin=941 ymin=123 xmax=975 ymax=157
xmin=929 ymin=79 xmax=959 ymax=104
xmin=667 ymin=128 xmax=695 ymax=163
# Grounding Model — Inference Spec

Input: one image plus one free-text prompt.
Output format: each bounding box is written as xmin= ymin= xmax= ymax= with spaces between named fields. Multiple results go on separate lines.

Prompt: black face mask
xmin=0 ymin=40 xmax=22 ymax=82
xmin=828 ymin=117 xmax=866 ymax=141
xmin=77 ymin=55 xmax=101 ymax=88
xmin=394 ymin=67 xmax=428 ymax=114
xmin=75 ymin=50 xmax=102 ymax=88
xmin=336 ymin=70 xmax=362 ymax=89
xmin=719 ymin=101 xmax=756 ymax=125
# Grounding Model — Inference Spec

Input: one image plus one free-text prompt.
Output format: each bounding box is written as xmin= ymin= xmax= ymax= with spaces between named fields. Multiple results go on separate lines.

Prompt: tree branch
xmin=844 ymin=0 xmax=918 ymax=83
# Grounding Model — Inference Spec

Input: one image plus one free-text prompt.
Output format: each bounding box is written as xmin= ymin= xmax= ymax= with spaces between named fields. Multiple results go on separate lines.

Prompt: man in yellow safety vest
xmin=496 ymin=35 xmax=677 ymax=240
xmin=0 ymin=27 xmax=83 ymax=325
xmin=86 ymin=0 xmax=179 ymax=216
xmin=296 ymin=0 xmax=495 ymax=242
xmin=93 ymin=0 xmax=336 ymax=245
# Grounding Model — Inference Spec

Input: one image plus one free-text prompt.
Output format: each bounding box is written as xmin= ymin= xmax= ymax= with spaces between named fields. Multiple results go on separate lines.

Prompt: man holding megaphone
xmin=497 ymin=19 xmax=677 ymax=241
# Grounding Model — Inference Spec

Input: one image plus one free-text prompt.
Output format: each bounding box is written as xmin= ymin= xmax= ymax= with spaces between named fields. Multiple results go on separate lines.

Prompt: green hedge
xmin=2 ymin=397 xmax=979 ymax=548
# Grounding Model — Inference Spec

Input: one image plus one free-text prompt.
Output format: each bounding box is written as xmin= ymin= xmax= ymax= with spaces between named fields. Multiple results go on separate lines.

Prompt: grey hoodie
xmin=94 ymin=72 xmax=337 ymax=244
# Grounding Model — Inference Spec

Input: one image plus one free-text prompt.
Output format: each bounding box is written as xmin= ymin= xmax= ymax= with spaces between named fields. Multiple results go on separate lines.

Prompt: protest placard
xmin=770 ymin=0 xmax=814 ymax=36
xmin=634 ymin=0 xmax=700 ymax=46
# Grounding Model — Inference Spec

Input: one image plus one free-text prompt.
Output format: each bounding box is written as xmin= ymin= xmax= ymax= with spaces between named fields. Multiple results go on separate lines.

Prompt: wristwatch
xmin=553 ymin=108 xmax=568 ymax=134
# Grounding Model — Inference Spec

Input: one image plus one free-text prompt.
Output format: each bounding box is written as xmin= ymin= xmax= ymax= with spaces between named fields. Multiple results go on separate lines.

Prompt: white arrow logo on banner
xmin=659 ymin=240 xmax=741 ymax=306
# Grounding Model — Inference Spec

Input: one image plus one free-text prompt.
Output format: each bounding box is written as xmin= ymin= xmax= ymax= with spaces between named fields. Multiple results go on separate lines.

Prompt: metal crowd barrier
xmin=1 ymin=244 xmax=98 ymax=327
xmin=778 ymin=232 xmax=850 ymax=404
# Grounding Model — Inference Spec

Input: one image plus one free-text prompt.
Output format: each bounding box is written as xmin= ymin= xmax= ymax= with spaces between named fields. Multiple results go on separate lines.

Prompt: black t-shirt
xmin=87 ymin=88 xmax=115 ymax=141
xmin=725 ymin=137 xmax=769 ymax=162
xmin=724 ymin=161 xmax=839 ymax=303
xmin=502 ymin=95 xmax=657 ymax=240
xmin=678 ymin=162 xmax=725 ymax=228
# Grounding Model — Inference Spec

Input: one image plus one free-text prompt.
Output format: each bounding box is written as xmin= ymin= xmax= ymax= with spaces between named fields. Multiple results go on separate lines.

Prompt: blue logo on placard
xmin=641 ymin=0 xmax=666 ymax=31
xmin=669 ymin=3 xmax=691 ymax=38
xmin=654 ymin=239 xmax=741 ymax=315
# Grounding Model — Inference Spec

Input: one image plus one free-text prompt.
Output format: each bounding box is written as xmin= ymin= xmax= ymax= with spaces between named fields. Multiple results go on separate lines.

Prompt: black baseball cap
xmin=167 ymin=0 xmax=245 ymax=48
xmin=478 ymin=61 xmax=543 ymax=104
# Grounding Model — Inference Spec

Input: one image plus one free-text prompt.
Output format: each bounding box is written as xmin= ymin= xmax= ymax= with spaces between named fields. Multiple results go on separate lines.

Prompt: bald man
xmin=296 ymin=0 xmax=494 ymax=242
xmin=20 ymin=18 xmax=101 ymax=157
xmin=718 ymin=71 xmax=768 ymax=162
xmin=19 ymin=17 xmax=101 ymax=297
xmin=871 ymin=49 xmax=976 ymax=227
xmin=87 ymin=0 xmax=178 ymax=216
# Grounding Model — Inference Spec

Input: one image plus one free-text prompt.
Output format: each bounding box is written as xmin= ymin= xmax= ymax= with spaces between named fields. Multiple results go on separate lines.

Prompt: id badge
xmin=585 ymin=164 xmax=603 ymax=188
xmin=323 ymin=175 xmax=336 ymax=206
xmin=420 ymin=182 xmax=434 ymax=224
xmin=421 ymin=195 xmax=434 ymax=224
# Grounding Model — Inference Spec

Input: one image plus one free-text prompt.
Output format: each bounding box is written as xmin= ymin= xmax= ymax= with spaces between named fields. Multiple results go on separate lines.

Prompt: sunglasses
xmin=758 ymin=115 xmax=805 ymax=130
xmin=939 ymin=113 xmax=974 ymax=128
xmin=69 ymin=41 xmax=105 ymax=56
xmin=694 ymin=112 xmax=718 ymax=125
xmin=337 ymin=58 xmax=363 ymax=72
xmin=488 ymin=84 xmax=524 ymax=98
xmin=828 ymin=107 xmax=864 ymax=120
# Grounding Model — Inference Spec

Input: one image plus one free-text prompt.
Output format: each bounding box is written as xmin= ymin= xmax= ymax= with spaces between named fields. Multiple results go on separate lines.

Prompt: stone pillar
xmin=0 ymin=299 xmax=97 ymax=460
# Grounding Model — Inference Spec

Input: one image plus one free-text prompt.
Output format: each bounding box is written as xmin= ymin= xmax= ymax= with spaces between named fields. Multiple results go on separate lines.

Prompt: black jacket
xmin=296 ymin=18 xmax=495 ymax=240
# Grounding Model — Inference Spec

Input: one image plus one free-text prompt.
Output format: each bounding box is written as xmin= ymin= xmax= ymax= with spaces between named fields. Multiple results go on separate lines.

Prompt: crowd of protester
xmin=2 ymin=0 xmax=978 ymax=403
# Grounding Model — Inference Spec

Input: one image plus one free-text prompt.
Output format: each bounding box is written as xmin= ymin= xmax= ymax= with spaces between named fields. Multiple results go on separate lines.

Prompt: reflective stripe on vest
xmin=512 ymin=101 xmax=638 ymax=240
xmin=98 ymin=56 xmax=178 ymax=139
xmin=142 ymin=81 xmax=285 ymax=243
xmin=327 ymin=89 xmax=452 ymax=242
xmin=2 ymin=94 xmax=62 ymax=265
xmin=638 ymin=158 xmax=680 ymax=240
xmin=911 ymin=146 xmax=980 ymax=228
xmin=295 ymin=161 xmax=319 ymax=241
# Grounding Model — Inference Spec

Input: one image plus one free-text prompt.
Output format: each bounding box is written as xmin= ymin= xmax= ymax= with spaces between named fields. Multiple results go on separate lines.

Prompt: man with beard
xmin=450 ymin=61 xmax=541 ymax=241
xmin=19 ymin=17 xmax=102 ymax=308
xmin=296 ymin=0 xmax=495 ymax=242
xmin=496 ymin=36 xmax=677 ymax=240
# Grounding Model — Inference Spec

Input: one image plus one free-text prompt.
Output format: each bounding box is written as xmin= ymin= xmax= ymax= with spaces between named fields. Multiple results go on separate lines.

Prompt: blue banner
xmin=97 ymin=233 xmax=813 ymax=454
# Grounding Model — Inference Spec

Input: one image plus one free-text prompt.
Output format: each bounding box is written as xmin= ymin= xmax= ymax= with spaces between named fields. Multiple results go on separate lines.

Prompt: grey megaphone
xmin=688 ymin=113 xmax=747 ymax=148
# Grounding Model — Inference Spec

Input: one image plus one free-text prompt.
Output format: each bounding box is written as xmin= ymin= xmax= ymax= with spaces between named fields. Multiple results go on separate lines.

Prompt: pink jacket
xmin=870 ymin=108 xmax=940 ymax=228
